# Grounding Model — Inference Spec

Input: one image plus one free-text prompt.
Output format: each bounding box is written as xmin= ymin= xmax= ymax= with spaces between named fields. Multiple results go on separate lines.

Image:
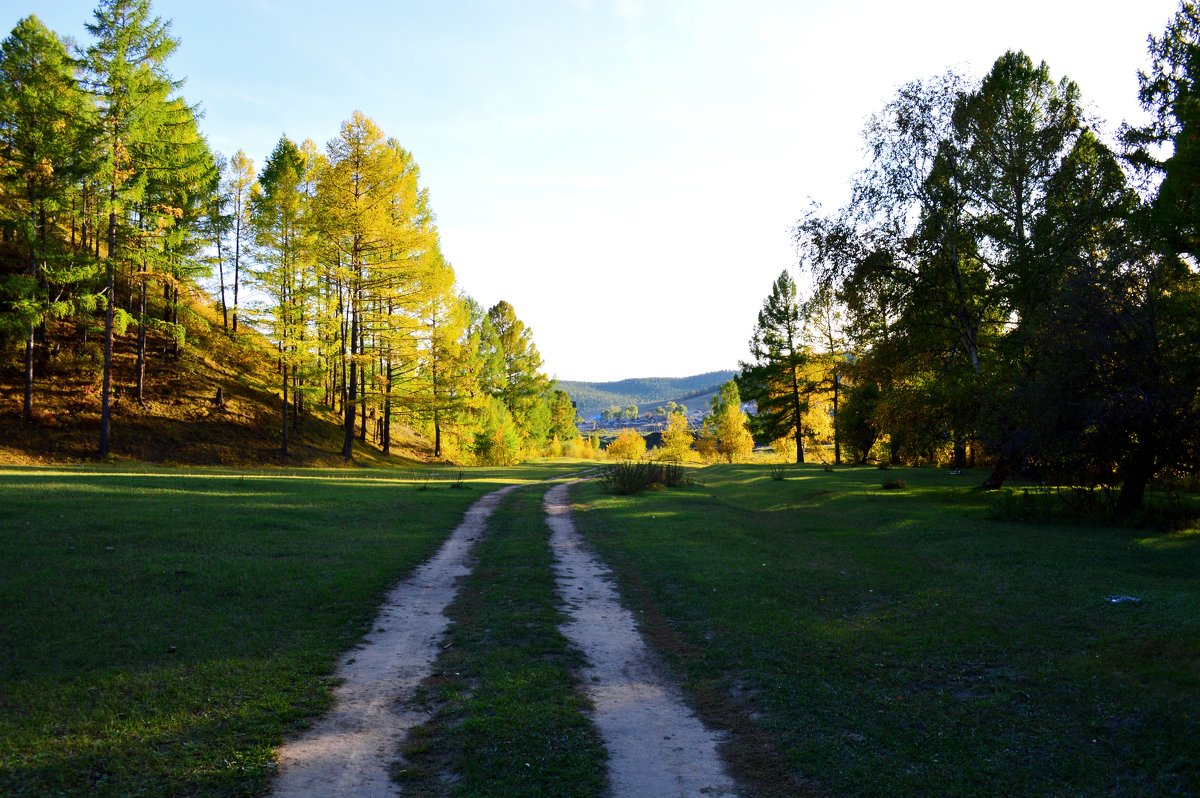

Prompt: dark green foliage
xmin=836 ymin=380 xmax=881 ymax=464
xmin=0 ymin=15 xmax=98 ymax=419
xmin=990 ymin=484 xmax=1200 ymax=531
xmin=1125 ymin=1 xmax=1200 ymax=260
xmin=798 ymin=31 xmax=1200 ymax=508
xmin=738 ymin=271 xmax=809 ymax=463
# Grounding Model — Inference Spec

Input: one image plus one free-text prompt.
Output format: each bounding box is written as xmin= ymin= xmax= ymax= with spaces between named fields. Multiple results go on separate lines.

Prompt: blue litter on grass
xmin=1106 ymin=595 xmax=1142 ymax=604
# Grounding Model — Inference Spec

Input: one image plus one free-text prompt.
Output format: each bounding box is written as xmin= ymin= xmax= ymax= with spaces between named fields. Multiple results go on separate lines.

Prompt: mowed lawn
xmin=571 ymin=465 xmax=1200 ymax=798
xmin=0 ymin=463 xmax=581 ymax=797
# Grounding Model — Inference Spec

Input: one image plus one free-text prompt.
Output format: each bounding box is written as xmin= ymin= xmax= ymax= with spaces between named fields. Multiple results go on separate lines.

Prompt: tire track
xmin=545 ymin=481 xmax=740 ymax=798
xmin=269 ymin=485 xmax=518 ymax=798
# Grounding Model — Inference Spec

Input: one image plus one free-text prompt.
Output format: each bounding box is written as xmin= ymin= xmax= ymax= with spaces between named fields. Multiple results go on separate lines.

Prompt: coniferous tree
xmin=253 ymin=136 xmax=311 ymax=458
xmin=1125 ymin=0 xmax=1200 ymax=260
xmin=223 ymin=149 xmax=255 ymax=334
xmin=133 ymin=95 xmax=214 ymax=400
xmin=204 ymin=150 xmax=231 ymax=331
xmin=0 ymin=15 xmax=94 ymax=421
xmin=482 ymin=300 xmax=551 ymax=448
xmin=737 ymin=271 xmax=810 ymax=463
xmin=85 ymin=0 xmax=186 ymax=456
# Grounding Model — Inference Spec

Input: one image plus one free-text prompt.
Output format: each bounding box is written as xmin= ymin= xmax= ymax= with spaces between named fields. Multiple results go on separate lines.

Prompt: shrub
xmin=600 ymin=461 xmax=689 ymax=495
xmin=989 ymin=485 xmax=1199 ymax=530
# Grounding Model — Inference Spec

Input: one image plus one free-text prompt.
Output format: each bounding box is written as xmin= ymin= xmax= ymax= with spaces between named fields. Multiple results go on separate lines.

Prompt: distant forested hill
xmin=558 ymin=370 xmax=737 ymax=417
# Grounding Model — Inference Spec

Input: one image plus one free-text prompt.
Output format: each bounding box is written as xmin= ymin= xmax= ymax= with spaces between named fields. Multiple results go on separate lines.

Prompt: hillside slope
xmin=559 ymin=370 xmax=736 ymax=418
xmin=0 ymin=285 xmax=432 ymax=467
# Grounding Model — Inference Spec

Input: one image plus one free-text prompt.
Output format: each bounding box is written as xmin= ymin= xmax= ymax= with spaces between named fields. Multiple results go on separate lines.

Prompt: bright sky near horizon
xmin=9 ymin=1 xmax=1184 ymax=382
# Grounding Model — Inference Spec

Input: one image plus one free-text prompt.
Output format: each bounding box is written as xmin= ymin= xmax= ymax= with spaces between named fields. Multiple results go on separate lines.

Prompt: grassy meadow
xmin=571 ymin=465 xmax=1200 ymax=797
xmin=3 ymin=460 xmax=1196 ymax=797
xmin=0 ymin=462 xmax=584 ymax=797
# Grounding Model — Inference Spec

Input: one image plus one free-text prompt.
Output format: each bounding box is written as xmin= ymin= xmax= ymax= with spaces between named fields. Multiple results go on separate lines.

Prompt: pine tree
xmin=314 ymin=112 xmax=439 ymax=460
xmin=0 ymin=15 xmax=94 ymax=421
xmin=133 ymin=95 xmax=214 ymax=400
xmin=483 ymin=300 xmax=550 ymax=445
xmin=252 ymin=136 xmax=312 ymax=459
xmin=737 ymin=271 xmax=810 ymax=463
xmin=84 ymin=0 xmax=184 ymax=456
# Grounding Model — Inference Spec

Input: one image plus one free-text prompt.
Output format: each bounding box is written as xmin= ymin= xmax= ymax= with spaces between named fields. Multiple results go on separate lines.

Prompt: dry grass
xmin=0 ymin=285 xmax=433 ymax=467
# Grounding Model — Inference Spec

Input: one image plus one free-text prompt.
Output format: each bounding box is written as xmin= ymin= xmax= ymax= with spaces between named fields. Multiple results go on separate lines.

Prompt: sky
xmin=8 ymin=0 xmax=1185 ymax=382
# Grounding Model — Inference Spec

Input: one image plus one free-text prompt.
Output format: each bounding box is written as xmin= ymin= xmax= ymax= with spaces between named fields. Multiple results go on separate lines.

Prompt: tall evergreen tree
xmin=0 ymin=15 xmax=93 ymax=421
xmin=252 ymin=136 xmax=311 ymax=459
xmin=483 ymin=300 xmax=550 ymax=445
xmin=1125 ymin=0 xmax=1200 ymax=260
xmin=314 ymin=113 xmax=438 ymax=460
xmin=737 ymin=271 xmax=810 ymax=463
xmin=84 ymin=0 xmax=182 ymax=456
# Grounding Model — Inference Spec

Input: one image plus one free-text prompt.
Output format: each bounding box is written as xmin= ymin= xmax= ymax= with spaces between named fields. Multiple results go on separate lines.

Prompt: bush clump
xmin=600 ymin=461 xmax=689 ymax=495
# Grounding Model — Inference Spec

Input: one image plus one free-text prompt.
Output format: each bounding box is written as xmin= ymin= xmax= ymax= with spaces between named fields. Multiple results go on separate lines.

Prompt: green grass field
xmin=3 ymin=461 xmax=1197 ymax=797
xmin=571 ymin=464 xmax=1200 ymax=797
xmin=0 ymin=463 xmax=583 ymax=797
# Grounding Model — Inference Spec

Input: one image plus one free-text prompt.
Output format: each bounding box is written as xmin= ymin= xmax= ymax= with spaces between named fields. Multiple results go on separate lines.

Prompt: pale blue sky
xmin=9 ymin=1 xmax=1183 ymax=381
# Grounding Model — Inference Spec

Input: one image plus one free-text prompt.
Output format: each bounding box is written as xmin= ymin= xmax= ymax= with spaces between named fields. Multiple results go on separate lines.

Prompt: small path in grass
xmin=545 ymin=481 xmax=741 ymax=798
xmin=268 ymin=485 xmax=518 ymax=798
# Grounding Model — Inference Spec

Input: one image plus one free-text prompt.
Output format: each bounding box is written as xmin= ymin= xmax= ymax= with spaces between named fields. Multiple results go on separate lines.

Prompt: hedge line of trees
xmin=741 ymin=4 xmax=1200 ymax=513
xmin=0 ymin=0 xmax=577 ymax=463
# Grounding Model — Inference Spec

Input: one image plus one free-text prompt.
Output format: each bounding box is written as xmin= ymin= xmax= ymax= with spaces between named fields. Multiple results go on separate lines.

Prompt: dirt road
xmin=545 ymin=481 xmax=740 ymax=798
xmin=268 ymin=485 xmax=517 ymax=798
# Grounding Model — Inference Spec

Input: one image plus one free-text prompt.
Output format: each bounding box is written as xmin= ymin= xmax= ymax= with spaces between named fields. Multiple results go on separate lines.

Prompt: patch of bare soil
xmin=268 ymin=486 xmax=518 ymax=798
xmin=545 ymin=482 xmax=740 ymax=798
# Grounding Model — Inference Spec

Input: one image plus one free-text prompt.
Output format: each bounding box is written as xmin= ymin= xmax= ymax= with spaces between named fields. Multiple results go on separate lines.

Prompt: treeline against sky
xmin=739 ymin=3 xmax=1200 ymax=512
xmin=0 ymin=0 xmax=578 ymax=463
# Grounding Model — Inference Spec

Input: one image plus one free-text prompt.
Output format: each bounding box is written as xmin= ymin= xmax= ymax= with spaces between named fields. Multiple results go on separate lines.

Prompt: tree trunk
xmin=135 ymin=258 xmax=147 ymax=403
xmin=359 ymin=370 xmax=367 ymax=445
xmin=832 ymin=373 xmax=841 ymax=465
xmin=24 ymin=324 xmax=34 ymax=422
xmin=171 ymin=286 xmax=180 ymax=359
xmin=434 ymin=406 xmax=442 ymax=458
xmin=952 ymin=431 xmax=966 ymax=469
xmin=100 ymin=198 xmax=116 ymax=458
xmin=281 ymin=368 xmax=289 ymax=461
xmin=232 ymin=213 xmax=240 ymax=333
xmin=1116 ymin=449 xmax=1155 ymax=516
xmin=214 ymin=199 xmax=227 ymax=332
xmin=979 ymin=455 xmax=1013 ymax=490
xmin=382 ymin=360 xmax=393 ymax=454
xmin=24 ymin=202 xmax=37 ymax=422
xmin=382 ymin=393 xmax=391 ymax=454
xmin=342 ymin=306 xmax=357 ymax=461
